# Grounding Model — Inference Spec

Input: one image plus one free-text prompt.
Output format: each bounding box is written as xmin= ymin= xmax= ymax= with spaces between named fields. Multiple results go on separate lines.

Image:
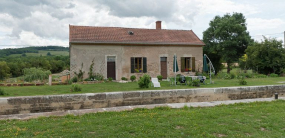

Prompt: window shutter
xmin=181 ymin=57 xmax=185 ymax=72
xmin=143 ymin=57 xmax=147 ymax=73
xmin=192 ymin=57 xmax=195 ymax=72
xmin=131 ymin=57 xmax=135 ymax=73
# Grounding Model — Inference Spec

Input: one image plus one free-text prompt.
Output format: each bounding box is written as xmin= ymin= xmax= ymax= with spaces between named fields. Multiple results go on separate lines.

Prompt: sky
xmin=0 ymin=0 xmax=284 ymax=49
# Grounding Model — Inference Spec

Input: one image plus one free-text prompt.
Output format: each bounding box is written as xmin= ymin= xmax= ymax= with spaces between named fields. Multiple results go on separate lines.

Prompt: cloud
xmin=0 ymin=0 xmax=284 ymax=48
xmin=95 ymin=0 xmax=176 ymax=18
xmin=17 ymin=31 xmax=68 ymax=46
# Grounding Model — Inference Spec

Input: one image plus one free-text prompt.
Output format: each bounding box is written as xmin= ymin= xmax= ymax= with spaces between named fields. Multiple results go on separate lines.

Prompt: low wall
xmin=0 ymin=85 xmax=285 ymax=115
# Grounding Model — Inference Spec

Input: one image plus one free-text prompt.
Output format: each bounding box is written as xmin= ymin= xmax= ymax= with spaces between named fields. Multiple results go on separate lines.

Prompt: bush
xmin=270 ymin=73 xmax=278 ymax=77
xmin=0 ymin=88 xmax=8 ymax=96
xmin=23 ymin=67 xmax=51 ymax=82
xmin=230 ymin=73 xmax=236 ymax=79
xmin=256 ymin=74 xmax=267 ymax=78
xmin=71 ymin=76 xmax=78 ymax=83
xmin=84 ymin=78 xmax=90 ymax=81
xmin=138 ymin=74 xmax=151 ymax=88
xmin=108 ymin=77 xmax=113 ymax=82
xmin=192 ymin=79 xmax=200 ymax=87
xmin=238 ymin=77 xmax=247 ymax=85
xmin=70 ymin=84 xmax=82 ymax=92
xmin=95 ymin=73 xmax=104 ymax=81
xmin=157 ymin=75 xmax=163 ymax=81
xmin=130 ymin=75 xmax=136 ymax=82
xmin=121 ymin=77 xmax=128 ymax=81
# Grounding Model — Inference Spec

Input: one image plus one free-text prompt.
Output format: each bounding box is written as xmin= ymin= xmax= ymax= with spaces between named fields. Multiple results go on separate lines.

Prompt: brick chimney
xmin=156 ymin=21 xmax=162 ymax=30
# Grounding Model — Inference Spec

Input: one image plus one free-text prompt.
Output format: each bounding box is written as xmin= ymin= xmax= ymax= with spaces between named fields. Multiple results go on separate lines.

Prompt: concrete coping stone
xmin=1 ymin=84 xmax=284 ymax=100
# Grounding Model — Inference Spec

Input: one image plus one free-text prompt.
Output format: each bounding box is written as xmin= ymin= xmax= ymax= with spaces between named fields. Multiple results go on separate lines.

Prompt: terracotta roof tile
xmin=69 ymin=25 xmax=205 ymax=45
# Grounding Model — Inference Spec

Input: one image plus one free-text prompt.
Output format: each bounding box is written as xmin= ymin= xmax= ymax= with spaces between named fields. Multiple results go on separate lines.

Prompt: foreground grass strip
xmin=1 ymin=77 xmax=285 ymax=97
xmin=0 ymin=100 xmax=284 ymax=137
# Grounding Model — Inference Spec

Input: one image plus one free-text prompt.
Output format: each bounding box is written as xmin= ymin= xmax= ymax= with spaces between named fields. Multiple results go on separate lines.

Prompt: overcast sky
xmin=0 ymin=0 xmax=284 ymax=49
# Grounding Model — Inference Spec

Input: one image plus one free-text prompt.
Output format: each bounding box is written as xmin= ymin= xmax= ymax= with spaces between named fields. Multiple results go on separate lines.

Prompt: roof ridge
xmin=69 ymin=25 xmax=192 ymax=31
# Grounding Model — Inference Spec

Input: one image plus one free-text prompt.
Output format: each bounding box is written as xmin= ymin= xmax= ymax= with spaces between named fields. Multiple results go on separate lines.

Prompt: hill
xmin=0 ymin=46 xmax=69 ymax=58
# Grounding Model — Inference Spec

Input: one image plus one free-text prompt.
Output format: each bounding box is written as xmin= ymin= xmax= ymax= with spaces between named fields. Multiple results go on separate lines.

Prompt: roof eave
xmin=69 ymin=41 xmax=205 ymax=46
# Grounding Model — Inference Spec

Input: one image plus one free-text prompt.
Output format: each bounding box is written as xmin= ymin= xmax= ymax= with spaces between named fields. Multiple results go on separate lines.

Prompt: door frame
xmin=105 ymin=55 xmax=117 ymax=80
xmin=159 ymin=54 xmax=168 ymax=79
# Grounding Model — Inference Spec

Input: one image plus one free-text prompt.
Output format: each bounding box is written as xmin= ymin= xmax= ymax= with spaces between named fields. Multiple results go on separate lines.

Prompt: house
xmin=69 ymin=21 xmax=205 ymax=80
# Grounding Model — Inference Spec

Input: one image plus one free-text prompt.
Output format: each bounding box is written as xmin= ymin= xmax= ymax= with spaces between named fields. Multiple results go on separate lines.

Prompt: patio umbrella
xmin=203 ymin=55 xmax=208 ymax=72
xmin=173 ymin=54 xmax=179 ymax=86
xmin=173 ymin=55 xmax=179 ymax=72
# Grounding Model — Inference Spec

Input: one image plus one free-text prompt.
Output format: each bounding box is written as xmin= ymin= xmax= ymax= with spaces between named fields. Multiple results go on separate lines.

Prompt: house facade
xmin=69 ymin=21 xmax=205 ymax=80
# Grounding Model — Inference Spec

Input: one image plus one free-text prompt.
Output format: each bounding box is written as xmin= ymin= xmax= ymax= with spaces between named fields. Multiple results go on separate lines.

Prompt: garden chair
xmin=151 ymin=78 xmax=161 ymax=87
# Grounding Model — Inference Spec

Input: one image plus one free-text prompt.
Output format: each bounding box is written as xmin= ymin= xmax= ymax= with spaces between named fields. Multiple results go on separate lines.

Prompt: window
xmin=131 ymin=57 xmax=147 ymax=73
xmin=181 ymin=57 xmax=195 ymax=72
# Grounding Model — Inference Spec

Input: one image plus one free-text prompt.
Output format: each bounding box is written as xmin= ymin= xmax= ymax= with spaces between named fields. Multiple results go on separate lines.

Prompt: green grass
xmin=8 ymin=50 xmax=69 ymax=57
xmin=1 ymin=77 xmax=285 ymax=97
xmin=0 ymin=100 xmax=284 ymax=137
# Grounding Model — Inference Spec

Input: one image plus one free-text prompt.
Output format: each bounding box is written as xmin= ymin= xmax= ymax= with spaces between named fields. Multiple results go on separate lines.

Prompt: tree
xmin=245 ymin=37 xmax=285 ymax=74
xmin=203 ymin=12 xmax=253 ymax=73
xmin=0 ymin=61 xmax=10 ymax=80
xmin=47 ymin=52 xmax=52 ymax=56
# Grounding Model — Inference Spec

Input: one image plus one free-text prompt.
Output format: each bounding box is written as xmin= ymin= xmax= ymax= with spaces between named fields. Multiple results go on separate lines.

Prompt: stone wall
xmin=0 ymin=85 xmax=284 ymax=115
xmin=70 ymin=44 xmax=203 ymax=80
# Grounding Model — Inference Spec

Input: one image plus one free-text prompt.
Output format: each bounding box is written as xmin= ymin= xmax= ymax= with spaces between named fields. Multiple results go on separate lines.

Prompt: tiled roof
xmin=69 ymin=25 xmax=205 ymax=45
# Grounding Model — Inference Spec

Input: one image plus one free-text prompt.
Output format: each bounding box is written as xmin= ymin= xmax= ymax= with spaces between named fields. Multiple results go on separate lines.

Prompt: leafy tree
xmin=203 ymin=12 xmax=253 ymax=73
xmin=0 ymin=61 xmax=10 ymax=80
xmin=47 ymin=52 xmax=52 ymax=56
xmin=238 ymin=54 xmax=248 ymax=70
xmin=245 ymin=37 xmax=285 ymax=74
xmin=23 ymin=67 xmax=51 ymax=82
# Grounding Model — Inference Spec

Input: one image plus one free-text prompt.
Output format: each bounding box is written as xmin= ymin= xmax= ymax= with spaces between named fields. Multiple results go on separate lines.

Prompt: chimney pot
xmin=156 ymin=21 xmax=162 ymax=30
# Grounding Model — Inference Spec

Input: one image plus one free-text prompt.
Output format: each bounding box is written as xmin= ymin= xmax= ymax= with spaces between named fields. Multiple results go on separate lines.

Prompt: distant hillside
xmin=0 ymin=46 xmax=69 ymax=57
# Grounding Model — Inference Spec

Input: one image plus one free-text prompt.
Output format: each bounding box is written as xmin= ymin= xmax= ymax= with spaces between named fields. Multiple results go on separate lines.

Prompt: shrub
xmin=238 ymin=77 xmax=247 ymax=85
xmin=192 ymin=79 xmax=200 ymax=87
xmin=230 ymin=73 xmax=236 ymax=79
xmin=93 ymin=73 xmax=104 ymax=81
xmin=130 ymin=75 xmax=136 ymax=82
xmin=71 ymin=76 xmax=78 ymax=83
xmin=157 ymin=75 xmax=163 ymax=81
xmin=84 ymin=78 xmax=90 ymax=81
xmin=223 ymin=73 xmax=231 ymax=79
xmin=70 ymin=84 xmax=82 ymax=92
xmin=121 ymin=77 xmax=128 ymax=81
xmin=23 ymin=68 xmax=51 ymax=82
xmin=270 ymin=73 xmax=278 ymax=77
xmin=256 ymin=74 xmax=267 ymax=78
xmin=0 ymin=88 xmax=8 ymax=96
xmin=68 ymin=80 xmax=72 ymax=84
xmin=138 ymin=74 xmax=151 ymax=88
xmin=108 ymin=77 xmax=113 ymax=82
xmin=176 ymin=74 xmax=182 ymax=82
xmin=245 ymin=73 xmax=253 ymax=78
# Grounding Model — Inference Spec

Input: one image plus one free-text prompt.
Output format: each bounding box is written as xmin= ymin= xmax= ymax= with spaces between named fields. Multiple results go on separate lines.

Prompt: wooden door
xmin=107 ymin=62 xmax=116 ymax=80
xmin=107 ymin=56 xmax=116 ymax=80
xmin=160 ymin=57 xmax=167 ymax=79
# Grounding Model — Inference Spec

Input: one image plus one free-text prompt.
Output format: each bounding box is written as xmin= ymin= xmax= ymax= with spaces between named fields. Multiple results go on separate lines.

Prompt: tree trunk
xmin=227 ymin=62 xmax=231 ymax=74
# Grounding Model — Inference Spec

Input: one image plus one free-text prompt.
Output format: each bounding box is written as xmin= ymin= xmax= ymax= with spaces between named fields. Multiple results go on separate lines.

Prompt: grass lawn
xmin=0 ymin=100 xmax=284 ymax=137
xmin=1 ymin=77 xmax=285 ymax=97
xmin=8 ymin=50 xmax=69 ymax=57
